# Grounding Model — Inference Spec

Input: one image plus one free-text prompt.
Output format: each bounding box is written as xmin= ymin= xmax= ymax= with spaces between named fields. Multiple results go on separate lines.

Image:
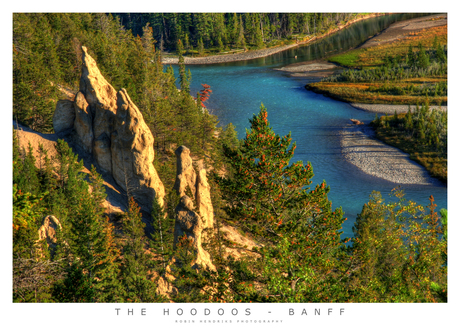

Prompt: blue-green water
xmin=175 ymin=14 xmax=447 ymax=238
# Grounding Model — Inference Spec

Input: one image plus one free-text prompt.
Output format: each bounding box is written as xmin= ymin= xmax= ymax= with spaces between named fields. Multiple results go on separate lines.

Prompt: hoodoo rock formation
xmin=53 ymin=46 xmax=165 ymax=208
xmin=173 ymin=145 xmax=197 ymax=197
xmin=111 ymin=88 xmax=165 ymax=208
xmin=195 ymin=161 xmax=214 ymax=230
xmin=173 ymin=145 xmax=215 ymax=270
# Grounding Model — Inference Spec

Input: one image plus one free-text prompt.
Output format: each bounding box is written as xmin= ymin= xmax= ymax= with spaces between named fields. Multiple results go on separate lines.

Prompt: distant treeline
xmin=114 ymin=13 xmax=361 ymax=51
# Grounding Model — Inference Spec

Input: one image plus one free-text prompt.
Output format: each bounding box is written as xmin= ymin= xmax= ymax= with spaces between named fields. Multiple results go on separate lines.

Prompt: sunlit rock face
xmin=53 ymin=46 xmax=165 ymax=209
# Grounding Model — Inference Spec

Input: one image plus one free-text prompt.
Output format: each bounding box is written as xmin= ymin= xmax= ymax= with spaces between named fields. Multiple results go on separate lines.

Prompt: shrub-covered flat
xmin=306 ymin=78 xmax=447 ymax=105
xmin=371 ymin=103 xmax=447 ymax=183
xmin=307 ymin=20 xmax=447 ymax=106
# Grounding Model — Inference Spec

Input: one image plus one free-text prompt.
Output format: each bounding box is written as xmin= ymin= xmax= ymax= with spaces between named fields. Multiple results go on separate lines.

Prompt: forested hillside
xmin=115 ymin=13 xmax=364 ymax=54
xmin=13 ymin=13 xmax=227 ymax=156
xmin=12 ymin=13 xmax=447 ymax=303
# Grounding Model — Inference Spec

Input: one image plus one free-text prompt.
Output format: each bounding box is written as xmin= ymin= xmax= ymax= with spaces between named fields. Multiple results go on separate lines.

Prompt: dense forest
xmin=115 ymin=13 xmax=362 ymax=53
xmin=12 ymin=13 xmax=447 ymax=303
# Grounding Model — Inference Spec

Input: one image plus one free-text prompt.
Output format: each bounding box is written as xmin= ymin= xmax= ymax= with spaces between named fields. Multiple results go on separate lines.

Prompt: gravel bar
xmin=161 ymin=44 xmax=299 ymax=65
xmin=350 ymin=103 xmax=447 ymax=115
xmin=340 ymin=124 xmax=443 ymax=185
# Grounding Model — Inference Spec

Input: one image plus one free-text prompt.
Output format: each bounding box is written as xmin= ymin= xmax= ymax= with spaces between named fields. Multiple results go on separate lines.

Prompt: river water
xmin=177 ymin=13 xmax=447 ymax=239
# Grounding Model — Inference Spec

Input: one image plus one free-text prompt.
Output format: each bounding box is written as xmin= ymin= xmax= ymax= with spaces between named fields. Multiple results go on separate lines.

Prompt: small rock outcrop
xmin=350 ymin=118 xmax=364 ymax=125
xmin=52 ymin=46 xmax=165 ymax=208
xmin=38 ymin=215 xmax=62 ymax=248
xmin=173 ymin=146 xmax=215 ymax=270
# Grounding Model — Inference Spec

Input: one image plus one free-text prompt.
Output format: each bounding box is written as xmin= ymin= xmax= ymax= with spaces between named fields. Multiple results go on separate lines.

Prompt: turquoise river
xmin=172 ymin=13 xmax=447 ymax=239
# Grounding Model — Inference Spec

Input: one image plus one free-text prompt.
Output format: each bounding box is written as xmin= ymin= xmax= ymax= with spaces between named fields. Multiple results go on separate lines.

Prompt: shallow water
xmin=173 ymin=13 xmax=447 ymax=239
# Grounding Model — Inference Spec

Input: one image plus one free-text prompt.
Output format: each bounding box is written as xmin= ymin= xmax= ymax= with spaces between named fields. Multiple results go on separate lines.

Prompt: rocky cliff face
xmin=51 ymin=46 xmax=220 ymax=272
xmin=53 ymin=46 xmax=165 ymax=208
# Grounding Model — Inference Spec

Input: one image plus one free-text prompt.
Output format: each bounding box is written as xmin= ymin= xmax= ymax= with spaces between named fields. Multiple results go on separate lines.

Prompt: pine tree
xmin=18 ymin=143 xmax=41 ymax=195
xmin=417 ymin=42 xmax=430 ymax=69
xmin=404 ymin=108 xmax=413 ymax=131
xmin=150 ymin=195 xmax=175 ymax=276
xmin=120 ymin=198 xmax=161 ymax=302
xmin=230 ymin=13 xmax=239 ymax=45
xmin=218 ymin=104 xmax=340 ymax=239
xmin=237 ymin=16 xmax=246 ymax=50
xmin=436 ymin=42 xmax=446 ymax=64
xmin=52 ymin=142 xmax=122 ymax=302
xmin=254 ymin=14 xmax=264 ymax=48
xmin=220 ymin=123 xmax=239 ymax=150
xmin=177 ymin=39 xmax=190 ymax=95
xmin=215 ymin=105 xmax=347 ymax=302
xmin=407 ymin=44 xmax=416 ymax=67
xmin=197 ymin=37 xmax=204 ymax=55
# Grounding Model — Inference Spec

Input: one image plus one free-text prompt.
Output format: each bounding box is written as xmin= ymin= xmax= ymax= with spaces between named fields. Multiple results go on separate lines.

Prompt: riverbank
xmin=161 ymin=13 xmax=386 ymax=65
xmin=304 ymin=14 xmax=447 ymax=106
xmin=300 ymin=15 xmax=448 ymax=185
xmin=340 ymin=123 xmax=444 ymax=186
xmin=342 ymin=106 xmax=447 ymax=186
xmin=350 ymin=103 xmax=447 ymax=115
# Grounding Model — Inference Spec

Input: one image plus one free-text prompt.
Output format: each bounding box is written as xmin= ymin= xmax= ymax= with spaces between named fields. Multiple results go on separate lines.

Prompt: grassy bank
xmin=307 ymin=23 xmax=447 ymax=105
xmin=306 ymin=78 xmax=447 ymax=105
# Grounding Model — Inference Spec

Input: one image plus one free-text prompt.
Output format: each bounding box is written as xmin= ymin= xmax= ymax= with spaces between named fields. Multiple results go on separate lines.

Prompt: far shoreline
xmin=161 ymin=13 xmax=387 ymax=65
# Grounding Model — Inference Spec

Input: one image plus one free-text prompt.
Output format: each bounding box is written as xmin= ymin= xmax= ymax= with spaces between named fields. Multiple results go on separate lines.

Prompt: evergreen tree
xmin=150 ymin=195 xmax=174 ymax=275
xmin=254 ymin=14 xmax=264 ymax=48
xmin=177 ymin=39 xmax=190 ymax=95
xmin=436 ymin=42 xmax=446 ymax=63
xmin=220 ymin=123 xmax=239 ymax=150
xmin=197 ymin=37 xmax=204 ymax=55
xmin=237 ymin=16 xmax=246 ymax=50
xmin=18 ymin=143 xmax=40 ymax=195
xmin=218 ymin=104 xmax=341 ymax=240
xmin=217 ymin=36 xmax=224 ymax=52
xmin=407 ymin=44 xmax=416 ymax=67
xmin=404 ymin=108 xmax=414 ymax=131
xmin=120 ymin=198 xmax=161 ymax=302
xmin=417 ymin=42 xmax=430 ymax=69
xmin=52 ymin=142 xmax=122 ymax=302
xmin=52 ymin=262 xmax=95 ymax=302
xmin=230 ymin=13 xmax=239 ymax=45
xmin=349 ymin=191 xmax=447 ymax=302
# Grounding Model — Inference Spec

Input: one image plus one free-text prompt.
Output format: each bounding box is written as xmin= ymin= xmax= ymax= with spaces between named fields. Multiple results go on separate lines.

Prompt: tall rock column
xmin=79 ymin=46 xmax=118 ymax=174
xmin=173 ymin=146 xmax=215 ymax=270
xmin=195 ymin=160 xmax=214 ymax=230
xmin=173 ymin=145 xmax=196 ymax=197
xmin=111 ymin=88 xmax=165 ymax=208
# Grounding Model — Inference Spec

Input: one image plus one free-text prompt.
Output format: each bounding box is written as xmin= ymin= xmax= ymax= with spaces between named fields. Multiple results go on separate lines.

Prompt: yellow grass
xmin=356 ymin=25 xmax=447 ymax=67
